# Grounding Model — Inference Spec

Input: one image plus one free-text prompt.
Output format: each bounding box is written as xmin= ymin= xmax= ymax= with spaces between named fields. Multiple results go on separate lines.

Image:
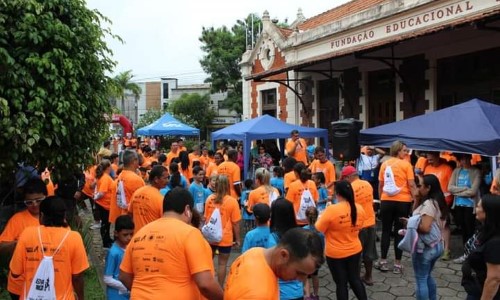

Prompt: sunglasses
xmin=24 ymin=197 xmax=46 ymax=206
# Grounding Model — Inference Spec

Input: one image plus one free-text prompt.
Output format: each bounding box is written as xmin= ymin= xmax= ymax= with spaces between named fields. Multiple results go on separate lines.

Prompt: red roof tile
xmin=278 ymin=27 xmax=294 ymax=37
xmin=298 ymin=0 xmax=388 ymax=31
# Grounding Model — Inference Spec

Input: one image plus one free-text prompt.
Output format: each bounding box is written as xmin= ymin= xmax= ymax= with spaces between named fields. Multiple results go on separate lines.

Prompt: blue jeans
xmin=412 ymin=242 xmax=443 ymax=300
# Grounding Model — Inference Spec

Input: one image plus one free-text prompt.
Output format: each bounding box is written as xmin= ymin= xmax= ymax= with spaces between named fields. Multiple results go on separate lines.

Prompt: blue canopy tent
xmin=359 ymin=99 xmax=500 ymax=156
xmin=137 ymin=112 xmax=200 ymax=136
xmin=211 ymin=114 xmax=329 ymax=179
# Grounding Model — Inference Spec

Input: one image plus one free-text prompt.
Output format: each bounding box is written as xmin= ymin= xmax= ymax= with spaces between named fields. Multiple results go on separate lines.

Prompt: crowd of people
xmin=1 ymin=129 xmax=500 ymax=300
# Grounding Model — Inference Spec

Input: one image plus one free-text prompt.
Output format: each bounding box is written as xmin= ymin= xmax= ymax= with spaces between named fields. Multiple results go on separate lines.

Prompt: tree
xmin=110 ymin=70 xmax=142 ymax=116
xmin=168 ymin=93 xmax=215 ymax=138
xmin=0 ymin=0 xmax=116 ymax=186
xmin=136 ymin=108 xmax=163 ymax=130
xmin=199 ymin=14 xmax=261 ymax=115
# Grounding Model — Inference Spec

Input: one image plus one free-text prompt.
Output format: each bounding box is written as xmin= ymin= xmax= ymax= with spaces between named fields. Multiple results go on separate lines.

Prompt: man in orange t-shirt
xmin=224 ymin=228 xmax=324 ymax=300
xmin=0 ymin=178 xmax=47 ymax=299
xmin=165 ymin=141 xmax=180 ymax=167
xmin=217 ymin=150 xmax=242 ymax=198
xmin=424 ymin=152 xmax=453 ymax=204
xmin=309 ymin=146 xmax=336 ymax=194
xmin=120 ymin=188 xmax=223 ymax=300
xmin=109 ymin=150 xmax=145 ymax=224
xmin=342 ymin=166 xmax=377 ymax=285
xmin=10 ymin=197 xmax=89 ymax=300
xmin=285 ymin=129 xmax=308 ymax=165
xmin=128 ymin=166 xmax=169 ymax=233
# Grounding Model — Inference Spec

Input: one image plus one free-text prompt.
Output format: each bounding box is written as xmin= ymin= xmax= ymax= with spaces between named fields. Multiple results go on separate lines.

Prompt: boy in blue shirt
xmin=312 ymin=172 xmax=330 ymax=213
xmin=241 ymin=203 xmax=271 ymax=253
xmin=104 ymin=215 xmax=134 ymax=299
xmin=270 ymin=166 xmax=285 ymax=196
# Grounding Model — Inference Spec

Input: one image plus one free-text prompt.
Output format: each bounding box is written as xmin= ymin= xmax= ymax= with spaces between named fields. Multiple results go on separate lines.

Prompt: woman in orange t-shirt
xmin=316 ymin=180 xmax=367 ymax=300
xmin=204 ymin=174 xmax=241 ymax=287
xmin=285 ymin=164 xmax=318 ymax=226
xmin=94 ymin=159 xmax=114 ymax=248
xmin=376 ymin=141 xmax=417 ymax=274
xmin=246 ymin=168 xmax=280 ymax=213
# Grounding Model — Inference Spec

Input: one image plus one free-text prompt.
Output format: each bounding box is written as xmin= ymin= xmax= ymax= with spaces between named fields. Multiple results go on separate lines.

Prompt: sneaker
xmin=90 ymin=221 xmax=101 ymax=230
xmin=453 ymin=255 xmax=467 ymax=264
xmin=393 ymin=264 xmax=403 ymax=274
xmin=441 ymin=249 xmax=451 ymax=261
xmin=374 ymin=261 xmax=389 ymax=272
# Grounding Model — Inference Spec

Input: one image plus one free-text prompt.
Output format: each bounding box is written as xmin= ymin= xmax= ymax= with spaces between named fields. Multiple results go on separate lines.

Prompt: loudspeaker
xmin=331 ymin=119 xmax=363 ymax=161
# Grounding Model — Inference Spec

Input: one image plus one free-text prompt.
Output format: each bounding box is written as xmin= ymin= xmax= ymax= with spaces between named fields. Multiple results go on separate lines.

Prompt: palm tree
xmin=111 ymin=70 xmax=142 ymax=117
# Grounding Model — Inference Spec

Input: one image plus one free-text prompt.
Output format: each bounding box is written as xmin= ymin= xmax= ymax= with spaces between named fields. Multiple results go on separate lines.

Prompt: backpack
xmin=296 ymin=188 xmax=315 ymax=221
xmin=26 ymin=227 xmax=70 ymax=300
xmin=202 ymin=207 xmax=223 ymax=243
xmin=382 ymin=163 xmax=402 ymax=196
xmin=269 ymin=190 xmax=279 ymax=206
xmin=116 ymin=180 xmax=128 ymax=209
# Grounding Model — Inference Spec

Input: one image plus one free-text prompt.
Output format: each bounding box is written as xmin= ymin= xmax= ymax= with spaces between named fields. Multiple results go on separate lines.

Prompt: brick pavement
xmin=85 ymin=206 xmax=467 ymax=299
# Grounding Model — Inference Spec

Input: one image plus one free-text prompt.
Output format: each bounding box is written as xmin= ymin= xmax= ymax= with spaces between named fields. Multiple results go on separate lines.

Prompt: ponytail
xmin=334 ymin=180 xmax=357 ymax=226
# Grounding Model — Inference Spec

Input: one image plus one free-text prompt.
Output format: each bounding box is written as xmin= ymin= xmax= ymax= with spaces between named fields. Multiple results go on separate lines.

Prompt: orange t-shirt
xmin=111 ymin=163 xmax=119 ymax=176
xmin=199 ymin=155 xmax=209 ymax=170
xmin=120 ymin=218 xmax=215 ymax=299
xmin=284 ymin=171 xmax=297 ymax=191
xmin=10 ymin=226 xmax=89 ymax=300
xmin=424 ymin=163 xmax=453 ymax=203
xmin=109 ymin=170 xmax=145 ymax=224
xmin=204 ymin=195 xmax=241 ymax=246
xmin=440 ymin=151 xmax=457 ymax=163
xmin=285 ymin=138 xmax=307 ymax=165
xmin=309 ymin=159 xmax=336 ymax=185
xmin=128 ymin=185 xmax=164 ymax=233
xmin=415 ymin=157 xmax=428 ymax=173
xmin=0 ymin=210 xmax=40 ymax=295
xmin=95 ymin=173 xmax=114 ymax=210
xmin=471 ymin=154 xmax=482 ymax=166
xmin=205 ymin=162 xmax=218 ymax=178
xmin=224 ymin=247 xmax=279 ymax=300
xmin=285 ymin=180 xmax=319 ymax=225
xmin=351 ymin=179 xmax=375 ymax=228
xmin=378 ymin=157 xmax=414 ymax=202
xmin=217 ymin=161 xmax=241 ymax=198
xmin=316 ymin=201 xmax=366 ymax=258
xmin=82 ymin=165 xmax=97 ymax=198
xmin=247 ymin=186 xmax=280 ymax=213
xmin=165 ymin=151 xmax=179 ymax=167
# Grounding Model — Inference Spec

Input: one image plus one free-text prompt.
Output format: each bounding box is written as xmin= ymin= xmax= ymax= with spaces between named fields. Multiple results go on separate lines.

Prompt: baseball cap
xmin=253 ymin=203 xmax=270 ymax=223
xmin=341 ymin=166 xmax=357 ymax=178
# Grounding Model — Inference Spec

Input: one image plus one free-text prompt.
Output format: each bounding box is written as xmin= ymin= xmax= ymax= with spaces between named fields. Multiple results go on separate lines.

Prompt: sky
xmin=85 ymin=0 xmax=350 ymax=84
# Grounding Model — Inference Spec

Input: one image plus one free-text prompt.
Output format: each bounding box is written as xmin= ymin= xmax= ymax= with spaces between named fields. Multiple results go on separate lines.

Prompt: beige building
xmin=241 ymin=0 xmax=500 ymax=136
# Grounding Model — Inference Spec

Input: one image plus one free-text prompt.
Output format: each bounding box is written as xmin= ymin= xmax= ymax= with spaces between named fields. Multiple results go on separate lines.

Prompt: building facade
xmin=241 ymin=0 xmax=500 ymax=136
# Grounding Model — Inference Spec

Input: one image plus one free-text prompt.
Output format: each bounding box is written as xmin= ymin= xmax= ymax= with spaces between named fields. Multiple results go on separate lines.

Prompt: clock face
xmin=259 ymin=40 xmax=275 ymax=70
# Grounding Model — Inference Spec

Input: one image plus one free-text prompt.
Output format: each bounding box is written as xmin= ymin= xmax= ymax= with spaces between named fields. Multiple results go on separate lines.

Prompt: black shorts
xmin=359 ymin=226 xmax=378 ymax=261
xmin=210 ymin=245 xmax=232 ymax=254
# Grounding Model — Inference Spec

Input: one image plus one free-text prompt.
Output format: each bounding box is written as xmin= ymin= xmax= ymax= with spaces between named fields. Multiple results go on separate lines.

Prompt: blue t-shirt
xmin=241 ymin=190 xmax=254 ymax=221
xmin=270 ymin=177 xmax=285 ymax=196
xmin=159 ymin=186 xmax=170 ymax=196
xmin=266 ymin=233 xmax=304 ymax=299
xmin=104 ymin=243 xmax=129 ymax=300
xmin=189 ymin=182 xmax=209 ymax=214
xmin=168 ymin=174 xmax=188 ymax=189
xmin=317 ymin=186 xmax=329 ymax=212
xmin=242 ymin=226 xmax=270 ymax=253
xmin=455 ymin=169 xmax=474 ymax=207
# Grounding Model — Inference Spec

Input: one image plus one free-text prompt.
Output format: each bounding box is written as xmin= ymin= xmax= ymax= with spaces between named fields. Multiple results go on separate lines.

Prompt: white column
xmin=425 ymin=57 xmax=437 ymax=113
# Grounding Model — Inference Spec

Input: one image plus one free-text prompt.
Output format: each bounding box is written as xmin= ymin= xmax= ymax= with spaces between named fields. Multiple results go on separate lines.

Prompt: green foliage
xmin=168 ymin=93 xmax=215 ymax=138
xmin=136 ymin=108 xmax=163 ymax=130
xmin=0 ymin=0 xmax=116 ymax=181
xmin=199 ymin=13 xmax=261 ymax=115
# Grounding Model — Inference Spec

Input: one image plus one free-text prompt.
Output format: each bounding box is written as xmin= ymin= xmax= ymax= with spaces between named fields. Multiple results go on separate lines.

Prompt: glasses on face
xmin=24 ymin=196 xmax=46 ymax=206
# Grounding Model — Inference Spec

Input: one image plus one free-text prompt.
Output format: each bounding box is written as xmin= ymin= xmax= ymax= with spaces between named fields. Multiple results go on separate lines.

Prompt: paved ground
xmin=84 ymin=207 xmax=467 ymax=299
